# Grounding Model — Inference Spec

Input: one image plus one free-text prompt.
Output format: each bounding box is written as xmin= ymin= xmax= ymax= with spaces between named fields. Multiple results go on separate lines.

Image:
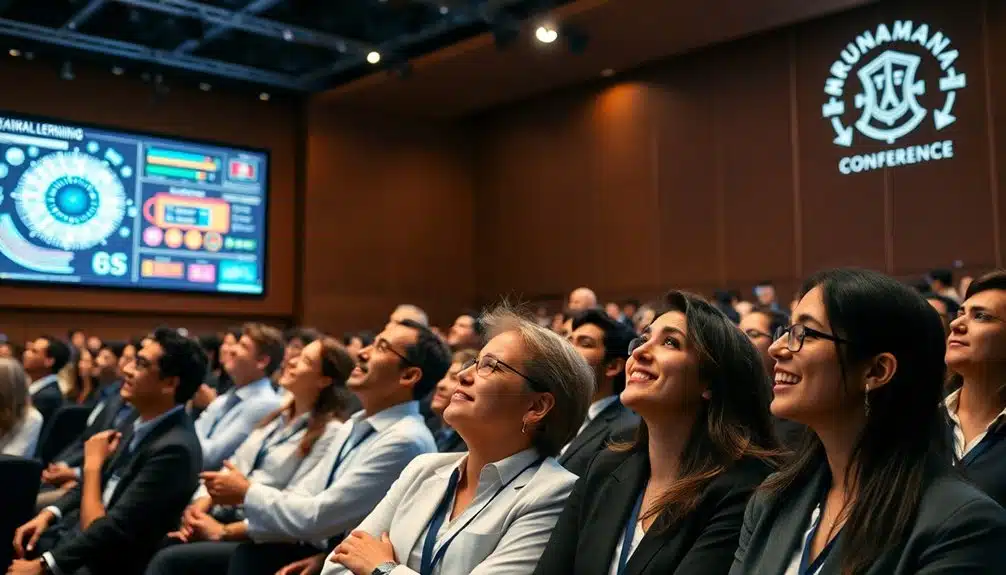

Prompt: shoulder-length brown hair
xmin=614 ymin=290 xmax=782 ymax=529
xmin=261 ymin=336 xmax=356 ymax=457
xmin=0 ymin=358 xmax=30 ymax=436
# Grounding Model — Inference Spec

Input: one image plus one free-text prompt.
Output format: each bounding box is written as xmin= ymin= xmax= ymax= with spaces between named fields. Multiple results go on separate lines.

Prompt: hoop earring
xmin=864 ymin=386 xmax=871 ymax=418
xmin=521 ymin=421 xmax=527 ymax=435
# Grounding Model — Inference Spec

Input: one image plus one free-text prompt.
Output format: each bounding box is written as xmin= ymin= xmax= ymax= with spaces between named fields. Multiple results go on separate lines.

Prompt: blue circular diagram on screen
xmin=13 ymin=150 xmax=126 ymax=250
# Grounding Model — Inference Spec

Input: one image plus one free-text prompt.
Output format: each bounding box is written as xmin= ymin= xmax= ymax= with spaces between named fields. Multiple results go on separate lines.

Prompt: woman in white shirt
xmin=0 ymin=357 xmax=43 ymax=457
xmin=321 ymin=306 xmax=593 ymax=575
xmin=151 ymin=335 xmax=356 ymax=552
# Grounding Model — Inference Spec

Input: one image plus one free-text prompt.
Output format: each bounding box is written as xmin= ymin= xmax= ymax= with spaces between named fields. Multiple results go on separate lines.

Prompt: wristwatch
xmin=371 ymin=561 xmax=398 ymax=575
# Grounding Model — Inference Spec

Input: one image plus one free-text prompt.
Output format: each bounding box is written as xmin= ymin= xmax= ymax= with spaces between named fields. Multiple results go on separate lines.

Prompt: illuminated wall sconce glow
xmin=535 ymin=26 xmax=558 ymax=44
xmin=8 ymin=49 xmax=20 ymax=57
xmin=367 ymin=51 xmax=381 ymax=64
xmin=259 ymin=92 xmax=270 ymax=101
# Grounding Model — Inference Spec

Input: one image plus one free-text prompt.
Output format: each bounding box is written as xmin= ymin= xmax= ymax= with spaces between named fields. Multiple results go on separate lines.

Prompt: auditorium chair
xmin=35 ymin=405 xmax=91 ymax=464
xmin=0 ymin=455 xmax=42 ymax=569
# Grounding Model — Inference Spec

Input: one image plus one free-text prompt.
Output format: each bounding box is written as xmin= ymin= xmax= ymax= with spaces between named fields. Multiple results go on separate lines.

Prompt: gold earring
xmin=521 ymin=421 xmax=527 ymax=434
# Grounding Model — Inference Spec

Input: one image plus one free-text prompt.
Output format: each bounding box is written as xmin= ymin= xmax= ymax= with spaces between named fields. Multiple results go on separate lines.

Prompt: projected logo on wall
xmin=821 ymin=21 xmax=967 ymax=175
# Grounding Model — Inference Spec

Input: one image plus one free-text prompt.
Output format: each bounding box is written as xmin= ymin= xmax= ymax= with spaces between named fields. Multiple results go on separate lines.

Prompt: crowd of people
xmin=1 ymin=265 xmax=1005 ymax=574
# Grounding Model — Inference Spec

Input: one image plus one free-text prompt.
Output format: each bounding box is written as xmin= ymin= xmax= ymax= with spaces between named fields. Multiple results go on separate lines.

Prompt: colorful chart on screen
xmin=0 ymin=112 xmax=268 ymax=295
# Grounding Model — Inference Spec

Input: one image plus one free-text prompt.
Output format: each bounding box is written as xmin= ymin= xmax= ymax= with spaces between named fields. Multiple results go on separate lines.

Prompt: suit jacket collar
xmin=758 ymin=464 xmax=833 ymax=575
xmin=28 ymin=374 xmax=59 ymax=395
xmin=560 ymin=399 xmax=628 ymax=463
xmin=105 ymin=406 xmax=186 ymax=479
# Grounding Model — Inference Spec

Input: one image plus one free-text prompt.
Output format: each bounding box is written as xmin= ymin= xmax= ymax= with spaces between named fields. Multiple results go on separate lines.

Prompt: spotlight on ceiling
xmin=199 ymin=82 xmax=211 ymax=91
xmin=282 ymin=29 xmax=294 ymax=41
xmin=8 ymin=49 xmax=20 ymax=57
xmin=366 ymin=51 xmax=381 ymax=64
xmin=60 ymin=61 xmax=75 ymax=81
xmin=112 ymin=66 xmax=124 ymax=76
xmin=259 ymin=92 xmax=270 ymax=101
xmin=535 ymin=25 xmax=558 ymax=44
xmin=438 ymin=5 xmax=449 ymax=15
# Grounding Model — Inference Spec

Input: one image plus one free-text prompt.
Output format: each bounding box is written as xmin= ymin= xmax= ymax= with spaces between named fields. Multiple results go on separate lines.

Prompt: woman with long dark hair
xmin=533 ymin=291 xmax=780 ymax=575
xmin=145 ymin=336 xmax=356 ymax=574
xmin=730 ymin=268 xmax=1006 ymax=574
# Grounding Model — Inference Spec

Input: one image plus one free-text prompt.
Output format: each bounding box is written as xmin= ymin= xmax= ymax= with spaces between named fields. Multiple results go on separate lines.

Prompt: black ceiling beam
xmin=174 ymin=0 xmax=282 ymax=54
xmin=64 ymin=0 xmax=108 ymax=30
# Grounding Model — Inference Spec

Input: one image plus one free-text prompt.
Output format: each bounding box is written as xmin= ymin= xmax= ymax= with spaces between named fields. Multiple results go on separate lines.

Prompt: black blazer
xmin=558 ymin=399 xmax=639 ymax=477
xmin=945 ymin=416 xmax=1006 ymax=508
xmin=435 ymin=427 xmax=468 ymax=453
xmin=534 ymin=449 xmax=772 ymax=575
xmin=728 ymin=463 xmax=1006 ymax=574
xmin=54 ymin=391 xmax=133 ymax=469
xmin=48 ymin=406 xmax=202 ymax=575
xmin=32 ymin=378 xmax=64 ymax=422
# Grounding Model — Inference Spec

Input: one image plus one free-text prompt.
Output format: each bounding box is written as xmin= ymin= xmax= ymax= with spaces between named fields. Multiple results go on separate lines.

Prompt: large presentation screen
xmin=0 ymin=112 xmax=268 ymax=295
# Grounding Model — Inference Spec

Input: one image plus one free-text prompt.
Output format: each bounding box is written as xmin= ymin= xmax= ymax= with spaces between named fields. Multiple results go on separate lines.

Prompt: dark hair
xmin=99 ymin=340 xmax=126 ymax=359
xmin=198 ymin=334 xmax=222 ymax=370
xmin=571 ymin=307 xmax=635 ymax=394
xmin=923 ymin=292 xmax=960 ymax=316
xmin=398 ymin=319 xmax=451 ymax=400
xmin=928 ymin=268 xmax=954 ymax=287
xmin=40 ymin=336 xmax=71 ymax=374
xmin=623 ymin=298 xmax=642 ymax=309
xmin=617 ymin=291 xmax=781 ymax=528
xmin=285 ymin=326 xmax=322 ymax=347
xmin=459 ymin=310 xmax=487 ymax=340
xmin=343 ymin=331 xmax=375 ymax=348
xmin=749 ymin=305 xmax=790 ymax=336
xmin=151 ymin=327 xmax=208 ymax=404
xmin=262 ymin=336 xmax=356 ymax=456
xmin=761 ymin=268 xmax=948 ymax=575
xmin=910 ymin=278 xmax=931 ymax=293
xmin=945 ymin=270 xmax=1006 ymax=391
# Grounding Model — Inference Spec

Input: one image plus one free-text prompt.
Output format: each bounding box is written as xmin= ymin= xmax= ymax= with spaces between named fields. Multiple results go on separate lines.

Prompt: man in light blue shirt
xmin=194 ymin=323 xmax=285 ymax=471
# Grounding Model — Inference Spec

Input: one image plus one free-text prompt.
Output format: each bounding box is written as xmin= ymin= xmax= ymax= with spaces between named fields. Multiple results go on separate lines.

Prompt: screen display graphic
xmin=0 ymin=112 xmax=268 ymax=295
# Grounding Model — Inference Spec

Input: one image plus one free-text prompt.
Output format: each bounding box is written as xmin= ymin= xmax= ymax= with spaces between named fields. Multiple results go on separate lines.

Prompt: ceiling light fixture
xmin=535 ymin=26 xmax=558 ymax=44
xmin=199 ymin=82 xmax=212 ymax=91
xmin=439 ymin=5 xmax=449 ymax=15
xmin=112 ymin=66 xmax=124 ymax=75
xmin=8 ymin=49 xmax=20 ymax=57
xmin=259 ymin=92 xmax=270 ymax=101
xmin=367 ymin=51 xmax=381 ymax=64
xmin=282 ymin=29 xmax=294 ymax=41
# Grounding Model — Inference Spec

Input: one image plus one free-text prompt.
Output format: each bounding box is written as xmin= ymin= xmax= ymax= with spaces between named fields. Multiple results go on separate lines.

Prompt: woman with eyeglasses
xmin=730 ymin=268 xmax=1006 ymax=575
xmin=144 ymin=336 xmax=356 ymax=575
xmin=319 ymin=307 xmax=592 ymax=575
xmin=944 ymin=270 xmax=1006 ymax=508
xmin=533 ymin=291 xmax=780 ymax=575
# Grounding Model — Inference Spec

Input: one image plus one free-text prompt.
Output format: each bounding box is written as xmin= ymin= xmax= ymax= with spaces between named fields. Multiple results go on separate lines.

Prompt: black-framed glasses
xmin=461 ymin=355 xmax=548 ymax=393
xmin=374 ymin=338 xmax=413 ymax=366
xmin=773 ymin=324 xmax=847 ymax=353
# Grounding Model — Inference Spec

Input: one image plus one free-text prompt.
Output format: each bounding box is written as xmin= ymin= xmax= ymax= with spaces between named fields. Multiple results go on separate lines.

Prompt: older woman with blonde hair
xmin=0 ymin=357 xmax=44 ymax=457
xmin=316 ymin=305 xmax=593 ymax=575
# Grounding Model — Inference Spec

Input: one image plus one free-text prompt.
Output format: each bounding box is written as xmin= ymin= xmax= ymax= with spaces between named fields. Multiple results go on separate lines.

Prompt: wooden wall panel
xmin=0 ymin=60 xmax=299 ymax=335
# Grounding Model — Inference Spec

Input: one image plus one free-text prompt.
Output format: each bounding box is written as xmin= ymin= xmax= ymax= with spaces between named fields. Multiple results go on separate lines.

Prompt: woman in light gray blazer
xmin=321 ymin=306 xmax=593 ymax=575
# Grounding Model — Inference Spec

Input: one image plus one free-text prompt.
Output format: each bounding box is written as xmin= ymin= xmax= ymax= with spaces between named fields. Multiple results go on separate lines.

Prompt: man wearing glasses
xmin=143 ymin=319 xmax=451 ymax=575
xmin=739 ymin=306 xmax=804 ymax=447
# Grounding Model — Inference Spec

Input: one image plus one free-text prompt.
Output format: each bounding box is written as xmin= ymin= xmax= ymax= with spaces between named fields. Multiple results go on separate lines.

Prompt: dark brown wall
xmin=301 ymin=105 xmax=475 ymax=333
xmin=473 ymin=0 xmax=1002 ymax=306
xmin=0 ymin=61 xmax=300 ymax=342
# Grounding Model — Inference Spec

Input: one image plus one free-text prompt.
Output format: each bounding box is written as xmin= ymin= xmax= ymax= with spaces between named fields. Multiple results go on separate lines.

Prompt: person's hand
xmin=5 ymin=559 xmax=44 ymax=575
xmin=201 ymin=461 xmax=251 ymax=506
xmin=83 ymin=430 xmax=121 ymax=472
xmin=165 ymin=527 xmax=194 ymax=543
xmin=12 ymin=510 xmax=55 ymax=558
xmin=192 ymin=384 xmax=218 ymax=410
xmin=187 ymin=512 xmax=226 ymax=542
xmin=41 ymin=463 xmax=77 ymax=486
xmin=331 ymin=531 xmax=396 ymax=575
xmin=275 ymin=553 xmax=325 ymax=575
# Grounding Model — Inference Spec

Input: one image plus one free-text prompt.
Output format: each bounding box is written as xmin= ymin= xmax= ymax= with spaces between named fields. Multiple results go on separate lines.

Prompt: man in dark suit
xmin=559 ymin=308 xmax=639 ymax=476
xmin=22 ymin=336 xmax=71 ymax=422
xmin=9 ymin=328 xmax=206 ymax=575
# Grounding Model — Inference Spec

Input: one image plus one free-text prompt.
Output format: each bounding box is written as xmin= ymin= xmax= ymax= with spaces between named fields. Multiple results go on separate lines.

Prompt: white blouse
xmin=607 ymin=520 xmax=645 ymax=575
xmin=0 ymin=407 xmax=43 ymax=457
xmin=193 ymin=413 xmax=341 ymax=500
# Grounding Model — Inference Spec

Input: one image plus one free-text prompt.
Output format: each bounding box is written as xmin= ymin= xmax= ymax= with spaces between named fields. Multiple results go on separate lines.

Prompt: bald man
xmin=568 ymin=287 xmax=598 ymax=312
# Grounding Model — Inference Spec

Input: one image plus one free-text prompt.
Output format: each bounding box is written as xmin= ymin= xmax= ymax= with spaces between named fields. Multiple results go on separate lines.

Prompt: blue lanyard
xmin=250 ymin=417 xmax=309 ymax=473
xmin=419 ymin=457 xmax=544 ymax=575
xmin=616 ymin=488 xmax=645 ymax=575
xmin=961 ymin=429 xmax=1005 ymax=466
xmin=798 ymin=503 xmax=840 ymax=575
xmin=325 ymin=426 xmax=376 ymax=488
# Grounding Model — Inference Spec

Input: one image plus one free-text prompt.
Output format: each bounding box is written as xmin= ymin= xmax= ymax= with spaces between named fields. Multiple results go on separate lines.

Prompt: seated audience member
xmin=738 ymin=306 xmax=804 ymax=448
xmin=143 ymin=319 xmax=449 ymax=575
xmin=39 ymin=342 xmax=130 ymax=506
xmin=144 ymin=337 xmax=356 ymax=570
xmin=713 ymin=290 xmax=742 ymax=324
xmin=928 ymin=267 xmax=961 ymax=303
xmin=85 ymin=336 xmax=103 ymax=357
xmin=632 ymin=304 xmax=657 ymax=335
xmin=446 ymin=312 xmax=484 ymax=351
xmin=0 ymin=358 xmax=44 ymax=457
xmin=924 ymin=292 xmax=959 ymax=337
xmin=320 ymin=308 xmax=591 ymax=575
xmin=9 ymin=328 xmax=207 ymax=575
xmin=191 ymin=329 xmax=241 ymax=414
xmin=534 ymin=292 xmax=780 ymax=575
xmin=275 ymin=328 xmax=322 ymax=383
xmin=559 ymin=308 xmax=639 ymax=476
xmin=388 ymin=304 xmax=430 ymax=329
xmin=67 ymin=347 xmax=99 ymax=407
xmin=194 ymin=323 xmax=285 ymax=471
xmin=0 ymin=334 xmax=20 ymax=359
xmin=67 ymin=329 xmax=86 ymax=352
xmin=568 ymin=287 xmax=599 ymax=312
xmin=729 ymin=269 xmax=1006 ymax=574
xmin=944 ymin=271 xmax=1006 ymax=507
xmin=555 ymin=310 xmax=576 ymax=339
xmin=22 ymin=336 xmax=71 ymax=422
xmin=429 ymin=349 xmax=477 ymax=453
xmin=343 ymin=332 xmax=375 ymax=359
